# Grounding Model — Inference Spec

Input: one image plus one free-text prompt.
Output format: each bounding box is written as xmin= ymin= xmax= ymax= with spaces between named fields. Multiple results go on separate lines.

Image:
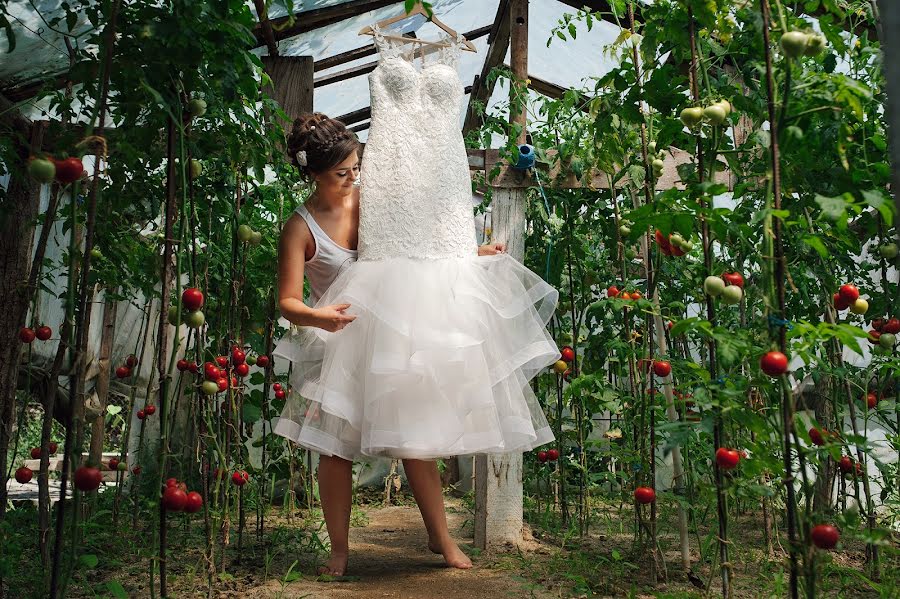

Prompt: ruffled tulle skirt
xmin=272 ymin=253 xmax=559 ymax=462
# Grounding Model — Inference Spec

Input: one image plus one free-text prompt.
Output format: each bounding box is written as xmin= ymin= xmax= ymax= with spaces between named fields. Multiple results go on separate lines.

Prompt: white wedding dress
xmin=273 ymin=25 xmax=560 ymax=461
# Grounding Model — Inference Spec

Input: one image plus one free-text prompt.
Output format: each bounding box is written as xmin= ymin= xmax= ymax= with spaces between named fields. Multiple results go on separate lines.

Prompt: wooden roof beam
xmin=251 ymin=0 xmax=400 ymax=48
xmin=462 ymin=0 xmax=511 ymax=134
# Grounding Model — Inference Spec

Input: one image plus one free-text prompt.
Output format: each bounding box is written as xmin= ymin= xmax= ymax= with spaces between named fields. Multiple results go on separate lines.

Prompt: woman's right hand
xmin=313 ymin=303 xmax=357 ymax=332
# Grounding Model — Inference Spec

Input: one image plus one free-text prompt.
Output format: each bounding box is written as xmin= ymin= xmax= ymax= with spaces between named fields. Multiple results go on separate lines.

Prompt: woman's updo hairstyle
xmin=286 ymin=112 xmax=360 ymax=182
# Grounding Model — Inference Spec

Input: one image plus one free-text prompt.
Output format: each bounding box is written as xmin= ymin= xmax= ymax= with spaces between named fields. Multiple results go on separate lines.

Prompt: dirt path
xmin=248 ymin=499 xmax=552 ymax=599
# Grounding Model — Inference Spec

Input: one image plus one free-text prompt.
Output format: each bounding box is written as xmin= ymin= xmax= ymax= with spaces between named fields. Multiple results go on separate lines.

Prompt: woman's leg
xmin=401 ymin=458 xmax=473 ymax=569
xmin=317 ymin=454 xmax=353 ymax=575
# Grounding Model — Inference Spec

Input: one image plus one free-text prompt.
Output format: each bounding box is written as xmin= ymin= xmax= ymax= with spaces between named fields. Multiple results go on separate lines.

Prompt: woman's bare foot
xmin=317 ymin=551 xmax=349 ymax=576
xmin=428 ymin=536 xmax=473 ymax=569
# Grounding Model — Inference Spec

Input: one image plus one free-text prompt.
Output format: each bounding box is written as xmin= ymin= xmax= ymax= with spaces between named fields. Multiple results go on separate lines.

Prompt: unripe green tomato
xmin=237 ymin=224 xmax=253 ymax=242
xmin=804 ymin=34 xmax=826 ymax=56
xmin=168 ymin=306 xmax=180 ymax=326
xmin=188 ymin=98 xmax=207 ymax=117
xmin=249 ymin=231 xmax=262 ymax=246
xmin=780 ymin=31 xmax=809 ymax=59
xmin=190 ymin=159 xmax=203 ymax=178
xmin=879 ymin=243 xmax=898 ymax=259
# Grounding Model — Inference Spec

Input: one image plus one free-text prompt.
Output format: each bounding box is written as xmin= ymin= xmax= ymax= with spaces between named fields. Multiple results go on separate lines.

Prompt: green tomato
xmin=804 ymin=34 xmax=826 ymax=56
xmin=704 ymin=275 xmax=726 ymax=297
xmin=28 ymin=158 xmax=56 ymax=183
xmin=721 ymin=285 xmax=743 ymax=305
xmin=247 ymin=355 xmax=257 ymax=365
xmin=703 ymin=104 xmax=727 ymax=126
xmin=625 ymin=248 xmax=638 ymax=260
xmin=117 ymin=462 xmax=128 ymax=472
xmin=670 ymin=233 xmax=685 ymax=248
xmin=168 ymin=306 xmax=180 ymax=326
xmin=647 ymin=141 xmax=657 ymax=154
xmin=680 ymin=107 xmax=704 ymax=128
xmin=879 ymin=333 xmax=896 ymax=349
xmin=90 ymin=248 xmax=103 ymax=260
xmin=201 ymin=380 xmax=219 ymax=396
xmin=184 ymin=310 xmax=205 ymax=329
xmin=237 ymin=224 xmax=253 ymax=243
xmin=249 ymin=231 xmax=262 ymax=246
xmin=780 ymin=31 xmax=809 ymax=59
xmin=651 ymin=158 xmax=664 ymax=171
xmin=619 ymin=225 xmax=631 ymax=236
xmin=188 ymin=98 xmax=207 ymax=118
xmin=715 ymin=100 xmax=732 ymax=115
xmin=190 ymin=159 xmax=203 ymax=178
xmin=879 ymin=243 xmax=898 ymax=260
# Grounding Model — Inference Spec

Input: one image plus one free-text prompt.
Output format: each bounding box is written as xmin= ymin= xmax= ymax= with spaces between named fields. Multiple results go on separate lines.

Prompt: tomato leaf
xmin=861 ymin=189 xmax=894 ymax=226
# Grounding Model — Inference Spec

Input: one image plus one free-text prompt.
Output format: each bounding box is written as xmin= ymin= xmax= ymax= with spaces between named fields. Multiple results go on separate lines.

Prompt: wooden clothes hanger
xmin=358 ymin=3 xmax=477 ymax=53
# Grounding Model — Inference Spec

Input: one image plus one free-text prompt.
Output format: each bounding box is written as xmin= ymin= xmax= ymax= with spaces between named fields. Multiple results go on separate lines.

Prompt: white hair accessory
xmin=295 ymin=150 xmax=307 ymax=166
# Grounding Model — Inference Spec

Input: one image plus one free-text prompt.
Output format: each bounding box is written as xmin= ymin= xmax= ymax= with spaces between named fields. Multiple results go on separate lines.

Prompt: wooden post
xmin=88 ymin=288 xmax=118 ymax=466
xmin=876 ymin=1 xmax=900 ymax=218
xmin=474 ymin=0 xmax=530 ymax=550
xmin=261 ymin=56 xmax=315 ymax=129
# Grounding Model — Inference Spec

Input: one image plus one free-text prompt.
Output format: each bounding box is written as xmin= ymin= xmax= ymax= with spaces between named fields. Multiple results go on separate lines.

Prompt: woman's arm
xmin=277 ymin=214 xmax=356 ymax=332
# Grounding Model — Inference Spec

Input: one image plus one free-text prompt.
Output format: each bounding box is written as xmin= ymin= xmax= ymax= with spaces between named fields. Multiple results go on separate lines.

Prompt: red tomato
xmin=30 ymin=447 xmax=42 ymax=460
xmin=537 ymin=451 xmax=548 ymax=463
xmin=216 ymin=378 xmax=228 ymax=392
xmin=108 ymin=458 xmax=119 ymax=471
xmin=809 ymin=427 xmax=825 ymax=446
xmin=132 ymin=466 xmax=142 ymax=475
xmin=166 ymin=477 xmax=178 ymax=488
xmin=561 ymin=346 xmax=575 ymax=362
xmin=215 ymin=356 xmax=229 ymax=368
xmin=865 ymin=393 xmax=877 ymax=409
xmin=634 ymin=486 xmax=656 ymax=504
xmin=867 ymin=330 xmax=881 ymax=344
xmin=116 ymin=366 xmax=131 ymax=379
xmin=547 ymin=449 xmax=559 ymax=461
xmin=838 ymin=456 xmax=853 ymax=474
xmin=162 ymin=486 xmax=187 ymax=511
xmin=256 ymin=355 xmax=270 ymax=368
xmin=232 ymin=471 xmax=248 ymax=486
xmin=235 ymin=363 xmax=250 ymax=377
xmin=870 ymin=318 xmax=885 ymax=332
xmin=631 ymin=291 xmax=642 ymax=300
xmin=15 ymin=466 xmax=33 ymax=484
xmin=53 ymin=157 xmax=84 ymax=184
xmin=184 ymin=491 xmax=203 ymax=513
xmin=883 ymin=318 xmax=900 ymax=334
xmin=760 ymin=351 xmax=788 ymax=376
xmin=137 ymin=409 xmax=145 ymax=420
xmin=722 ymin=272 xmax=745 ymax=288
xmin=74 ymin=466 xmax=103 ymax=492
xmin=231 ymin=348 xmax=246 ymax=365
xmin=653 ymin=360 xmax=672 ymax=377
xmin=19 ymin=327 xmax=36 ymax=343
xmin=181 ymin=287 xmax=204 ymax=311
xmin=273 ymin=383 xmax=282 ymax=392
xmin=125 ymin=354 xmax=138 ymax=368
xmin=715 ymin=448 xmax=741 ymax=470
xmin=838 ymin=284 xmax=859 ymax=304
xmin=35 ymin=326 xmax=52 ymax=341
xmin=811 ymin=524 xmax=839 ymax=550
xmin=177 ymin=359 xmax=190 ymax=371
xmin=606 ymin=286 xmax=620 ymax=298
xmin=49 ymin=442 xmax=58 ymax=454
xmin=144 ymin=404 xmax=156 ymax=415
xmin=274 ymin=389 xmax=286 ymax=400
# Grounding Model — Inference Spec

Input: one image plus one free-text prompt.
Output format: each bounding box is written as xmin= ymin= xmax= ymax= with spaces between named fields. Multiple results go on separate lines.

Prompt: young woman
xmin=276 ymin=113 xmax=505 ymax=576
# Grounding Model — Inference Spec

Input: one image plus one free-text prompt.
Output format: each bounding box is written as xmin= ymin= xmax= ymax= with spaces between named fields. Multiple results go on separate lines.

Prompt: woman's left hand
xmin=478 ymin=243 xmax=506 ymax=256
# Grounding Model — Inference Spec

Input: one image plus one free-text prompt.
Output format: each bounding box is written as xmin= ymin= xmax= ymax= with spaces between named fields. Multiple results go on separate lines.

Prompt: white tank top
xmin=296 ymin=204 xmax=358 ymax=306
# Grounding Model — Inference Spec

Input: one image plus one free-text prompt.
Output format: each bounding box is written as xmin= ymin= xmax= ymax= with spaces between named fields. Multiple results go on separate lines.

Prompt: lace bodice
xmin=357 ymin=24 xmax=478 ymax=261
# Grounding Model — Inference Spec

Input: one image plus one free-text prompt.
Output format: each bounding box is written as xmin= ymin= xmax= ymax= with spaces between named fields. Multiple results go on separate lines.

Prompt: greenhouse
xmin=0 ymin=0 xmax=898 ymax=597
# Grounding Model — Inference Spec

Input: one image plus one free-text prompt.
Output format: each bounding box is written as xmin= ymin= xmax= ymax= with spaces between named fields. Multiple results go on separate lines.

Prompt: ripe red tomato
xmin=561 ymin=346 xmax=575 ymax=362
xmin=547 ymin=448 xmax=559 ymax=461
xmin=137 ymin=410 xmax=146 ymax=420
xmin=871 ymin=318 xmax=885 ymax=331
xmin=132 ymin=466 xmax=142 ymax=475
xmin=116 ymin=366 xmax=131 ymax=379
xmin=215 ymin=356 xmax=229 ymax=368
xmin=667 ymin=321 xmax=674 ymax=330
xmin=144 ymin=404 xmax=156 ymax=415
xmin=125 ymin=354 xmax=138 ymax=368
xmin=188 ymin=361 xmax=199 ymax=373
xmin=620 ymin=292 xmax=632 ymax=300
xmin=838 ymin=456 xmax=853 ymax=474
xmin=203 ymin=361 xmax=218 ymax=379
xmin=35 ymin=326 xmax=52 ymax=341
xmin=607 ymin=286 xmax=620 ymax=298
xmin=809 ymin=427 xmax=825 ymax=446
xmin=537 ymin=450 xmax=548 ymax=463
xmin=177 ymin=359 xmax=190 ymax=371
xmin=256 ymin=355 xmax=270 ymax=368
xmin=53 ymin=157 xmax=84 ymax=184
xmin=273 ymin=383 xmax=282 ymax=392
xmin=653 ymin=360 xmax=671 ymax=377
xmin=108 ymin=458 xmax=119 ymax=471
xmin=15 ymin=466 xmax=33 ymax=484
xmin=715 ymin=448 xmax=741 ymax=470
xmin=230 ymin=375 xmax=238 ymax=388
xmin=232 ymin=471 xmax=248 ymax=486
xmin=19 ymin=327 xmax=36 ymax=343
xmin=166 ymin=477 xmax=178 ymax=487
xmin=231 ymin=348 xmax=246 ymax=365
xmin=760 ymin=351 xmax=788 ymax=376
xmin=235 ymin=363 xmax=250 ymax=377
xmin=631 ymin=291 xmax=642 ymax=300
xmin=833 ymin=293 xmax=850 ymax=311
xmin=883 ymin=318 xmax=900 ymax=334
xmin=722 ymin=272 xmax=744 ymax=288
xmin=184 ymin=491 xmax=203 ymax=513
xmin=182 ymin=287 xmax=204 ymax=311
xmin=868 ymin=330 xmax=881 ymax=344
xmin=838 ymin=284 xmax=859 ymax=304
xmin=30 ymin=447 xmax=42 ymax=459
xmin=810 ymin=524 xmax=839 ymax=550
xmin=274 ymin=389 xmax=286 ymax=399
xmin=49 ymin=442 xmax=58 ymax=454
xmin=162 ymin=486 xmax=187 ymax=511
xmin=216 ymin=378 xmax=228 ymax=392
xmin=865 ymin=393 xmax=877 ymax=409
xmin=634 ymin=486 xmax=656 ymax=504
xmin=74 ymin=466 xmax=103 ymax=492
xmin=655 ymin=230 xmax=672 ymax=252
